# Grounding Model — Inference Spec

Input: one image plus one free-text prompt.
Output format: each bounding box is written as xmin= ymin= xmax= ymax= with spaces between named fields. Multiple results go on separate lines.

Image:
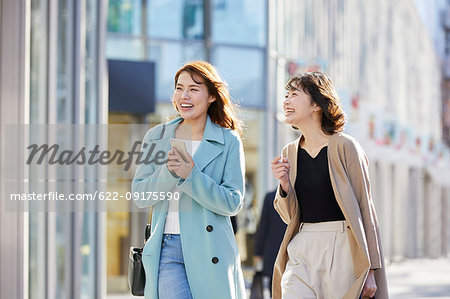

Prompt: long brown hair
xmin=173 ymin=61 xmax=243 ymax=135
xmin=286 ymin=72 xmax=346 ymax=134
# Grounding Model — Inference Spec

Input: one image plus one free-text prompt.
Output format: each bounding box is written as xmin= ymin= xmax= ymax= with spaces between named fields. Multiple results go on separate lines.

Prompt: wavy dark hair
xmin=173 ymin=61 xmax=243 ymax=135
xmin=286 ymin=72 xmax=346 ymax=134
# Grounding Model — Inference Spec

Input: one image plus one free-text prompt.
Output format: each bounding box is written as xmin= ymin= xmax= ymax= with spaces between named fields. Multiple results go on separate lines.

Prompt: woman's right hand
xmin=271 ymin=156 xmax=291 ymax=194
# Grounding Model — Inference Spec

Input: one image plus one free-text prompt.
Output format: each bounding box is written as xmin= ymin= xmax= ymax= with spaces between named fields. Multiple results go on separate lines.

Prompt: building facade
xmin=104 ymin=0 xmax=271 ymax=292
xmin=1 ymin=0 xmax=450 ymax=299
xmin=441 ymin=0 xmax=450 ymax=147
xmin=1 ymin=0 xmax=109 ymax=298
xmin=269 ymin=0 xmax=450 ymax=261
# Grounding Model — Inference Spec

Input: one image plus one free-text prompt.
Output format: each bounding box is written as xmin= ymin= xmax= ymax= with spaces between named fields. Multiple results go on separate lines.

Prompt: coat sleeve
xmin=344 ymin=140 xmax=382 ymax=270
xmin=273 ymin=145 xmax=298 ymax=224
xmin=175 ymin=134 xmax=245 ymax=216
xmin=131 ymin=129 xmax=180 ymax=209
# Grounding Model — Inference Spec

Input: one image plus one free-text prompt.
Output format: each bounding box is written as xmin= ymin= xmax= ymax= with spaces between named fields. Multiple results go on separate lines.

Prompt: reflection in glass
xmin=30 ymin=0 xmax=48 ymax=124
xmin=29 ymin=1 xmax=49 ymax=298
xmin=85 ymin=0 xmax=98 ymax=125
xmin=148 ymin=0 xmax=204 ymax=40
xmin=106 ymin=36 xmax=145 ymax=60
xmin=57 ymin=0 xmax=72 ymax=124
xmin=81 ymin=1 xmax=99 ymax=298
xmin=148 ymin=41 xmax=206 ymax=101
xmin=212 ymin=0 xmax=266 ymax=46
xmin=212 ymin=46 xmax=265 ymax=107
xmin=81 ymin=212 xmax=96 ymax=299
xmin=108 ymin=0 xmax=142 ymax=35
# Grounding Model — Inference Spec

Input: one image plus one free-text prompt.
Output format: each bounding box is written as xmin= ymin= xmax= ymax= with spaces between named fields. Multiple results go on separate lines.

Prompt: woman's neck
xmin=176 ymin=115 xmax=207 ymax=140
xmin=298 ymin=122 xmax=330 ymax=148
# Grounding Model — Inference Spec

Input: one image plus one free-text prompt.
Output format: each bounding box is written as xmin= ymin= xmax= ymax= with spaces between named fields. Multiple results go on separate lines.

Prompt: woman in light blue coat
xmin=132 ymin=61 xmax=246 ymax=299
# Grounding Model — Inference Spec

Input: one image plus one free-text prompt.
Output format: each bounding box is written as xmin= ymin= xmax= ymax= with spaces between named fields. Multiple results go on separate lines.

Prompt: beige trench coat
xmin=272 ymin=133 xmax=389 ymax=299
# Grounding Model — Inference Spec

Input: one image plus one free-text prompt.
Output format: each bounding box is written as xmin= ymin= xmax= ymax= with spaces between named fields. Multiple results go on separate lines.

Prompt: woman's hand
xmin=166 ymin=148 xmax=194 ymax=180
xmin=362 ymin=270 xmax=377 ymax=298
xmin=271 ymin=156 xmax=291 ymax=193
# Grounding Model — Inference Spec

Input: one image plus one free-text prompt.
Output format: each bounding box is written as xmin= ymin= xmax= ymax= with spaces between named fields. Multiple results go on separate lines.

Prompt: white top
xmin=163 ymin=139 xmax=201 ymax=234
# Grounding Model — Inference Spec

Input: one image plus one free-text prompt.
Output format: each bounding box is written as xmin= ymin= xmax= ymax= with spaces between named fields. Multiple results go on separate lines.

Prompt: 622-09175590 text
xmin=9 ymin=191 xmax=180 ymax=201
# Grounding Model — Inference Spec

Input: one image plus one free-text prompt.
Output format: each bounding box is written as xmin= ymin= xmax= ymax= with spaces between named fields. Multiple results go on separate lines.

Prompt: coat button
xmin=206 ymin=225 xmax=213 ymax=232
xmin=212 ymin=257 xmax=219 ymax=264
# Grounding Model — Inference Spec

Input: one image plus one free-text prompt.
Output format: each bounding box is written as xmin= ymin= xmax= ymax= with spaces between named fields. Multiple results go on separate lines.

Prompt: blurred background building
xmin=1 ymin=0 xmax=450 ymax=298
xmin=271 ymin=0 xmax=450 ymax=263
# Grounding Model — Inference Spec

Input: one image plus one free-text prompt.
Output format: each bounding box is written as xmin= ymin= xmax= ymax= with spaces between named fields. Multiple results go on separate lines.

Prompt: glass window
xmin=148 ymin=41 xmax=206 ymax=101
xmin=106 ymin=36 xmax=145 ymax=60
xmin=55 ymin=214 xmax=69 ymax=298
xmin=107 ymin=0 xmax=142 ymax=35
xmin=212 ymin=46 xmax=265 ymax=107
xmin=85 ymin=0 xmax=98 ymax=124
xmin=57 ymin=0 xmax=73 ymax=124
xmin=212 ymin=0 xmax=266 ymax=47
xmin=30 ymin=0 xmax=48 ymax=124
xmin=148 ymin=0 xmax=204 ymax=40
xmin=81 ymin=212 xmax=96 ymax=299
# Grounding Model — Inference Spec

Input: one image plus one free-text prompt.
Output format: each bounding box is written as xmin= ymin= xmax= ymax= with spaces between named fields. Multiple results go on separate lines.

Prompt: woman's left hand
xmin=166 ymin=148 xmax=194 ymax=179
xmin=362 ymin=270 xmax=377 ymax=298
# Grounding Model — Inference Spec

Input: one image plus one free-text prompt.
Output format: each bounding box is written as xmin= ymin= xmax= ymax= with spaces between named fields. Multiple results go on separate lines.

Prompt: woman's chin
xmin=179 ymin=111 xmax=194 ymax=119
xmin=284 ymin=117 xmax=295 ymax=125
xmin=179 ymin=111 xmax=203 ymax=122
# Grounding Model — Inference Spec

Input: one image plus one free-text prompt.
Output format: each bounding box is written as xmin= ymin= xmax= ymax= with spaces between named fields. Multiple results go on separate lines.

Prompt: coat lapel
xmin=149 ymin=116 xmax=184 ymax=154
xmin=287 ymin=136 xmax=302 ymax=187
xmin=158 ymin=115 xmax=224 ymax=172
xmin=193 ymin=116 xmax=223 ymax=171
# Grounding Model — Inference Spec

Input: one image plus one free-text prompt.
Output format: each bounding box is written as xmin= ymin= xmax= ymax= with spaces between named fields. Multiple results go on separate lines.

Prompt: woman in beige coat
xmin=271 ymin=72 xmax=388 ymax=299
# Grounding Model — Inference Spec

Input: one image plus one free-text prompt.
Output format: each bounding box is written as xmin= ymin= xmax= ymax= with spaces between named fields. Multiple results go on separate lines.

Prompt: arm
xmin=345 ymin=140 xmax=382 ymax=270
xmin=131 ymin=130 xmax=180 ymax=209
xmin=176 ymin=135 xmax=245 ymax=216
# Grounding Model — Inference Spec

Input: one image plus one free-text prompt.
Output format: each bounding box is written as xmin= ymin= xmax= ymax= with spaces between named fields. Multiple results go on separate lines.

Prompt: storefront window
xmin=106 ymin=36 xmax=145 ymax=60
xmin=29 ymin=0 xmax=103 ymax=298
xmin=57 ymin=0 xmax=73 ymax=124
xmin=108 ymin=0 xmax=142 ymax=35
xmin=211 ymin=46 xmax=265 ymax=107
xmin=147 ymin=41 xmax=206 ymax=101
xmin=148 ymin=0 xmax=204 ymax=40
xmin=85 ymin=0 xmax=99 ymax=125
xmin=29 ymin=1 xmax=48 ymax=299
xmin=212 ymin=0 xmax=266 ymax=47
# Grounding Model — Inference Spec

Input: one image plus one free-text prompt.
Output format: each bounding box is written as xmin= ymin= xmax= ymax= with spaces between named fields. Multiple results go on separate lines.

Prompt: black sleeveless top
xmin=294 ymin=144 xmax=345 ymax=223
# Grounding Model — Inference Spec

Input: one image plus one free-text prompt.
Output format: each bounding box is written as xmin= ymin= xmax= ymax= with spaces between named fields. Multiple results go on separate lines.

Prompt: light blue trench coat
xmin=132 ymin=115 xmax=246 ymax=299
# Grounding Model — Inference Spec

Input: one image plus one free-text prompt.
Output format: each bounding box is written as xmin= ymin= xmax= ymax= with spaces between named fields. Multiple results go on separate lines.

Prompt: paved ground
xmin=387 ymin=258 xmax=450 ymax=298
xmin=108 ymin=258 xmax=450 ymax=299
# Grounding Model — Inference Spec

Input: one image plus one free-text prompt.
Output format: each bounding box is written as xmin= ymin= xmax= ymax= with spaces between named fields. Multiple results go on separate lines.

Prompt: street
xmin=108 ymin=258 xmax=450 ymax=299
xmin=387 ymin=258 xmax=450 ymax=299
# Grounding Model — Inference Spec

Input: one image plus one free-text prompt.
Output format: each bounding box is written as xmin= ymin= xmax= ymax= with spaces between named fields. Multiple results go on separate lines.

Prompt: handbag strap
xmin=144 ymin=224 xmax=151 ymax=243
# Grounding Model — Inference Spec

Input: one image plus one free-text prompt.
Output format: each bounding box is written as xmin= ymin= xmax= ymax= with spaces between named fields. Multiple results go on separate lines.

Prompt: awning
xmin=108 ymin=59 xmax=156 ymax=114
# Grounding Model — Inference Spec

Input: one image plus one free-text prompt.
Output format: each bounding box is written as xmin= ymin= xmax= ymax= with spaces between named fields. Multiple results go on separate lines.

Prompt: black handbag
xmin=249 ymin=271 xmax=264 ymax=299
xmin=128 ymin=224 xmax=151 ymax=296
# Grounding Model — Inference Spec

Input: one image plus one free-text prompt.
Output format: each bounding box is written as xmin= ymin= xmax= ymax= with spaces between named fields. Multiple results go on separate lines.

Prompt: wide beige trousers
xmin=281 ymin=220 xmax=355 ymax=299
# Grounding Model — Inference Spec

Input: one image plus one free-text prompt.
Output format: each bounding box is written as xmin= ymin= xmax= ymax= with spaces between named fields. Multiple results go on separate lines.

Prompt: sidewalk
xmin=387 ymin=258 xmax=450 ymax=298
xmin=108 ymin=258 xmax=450 ymax=299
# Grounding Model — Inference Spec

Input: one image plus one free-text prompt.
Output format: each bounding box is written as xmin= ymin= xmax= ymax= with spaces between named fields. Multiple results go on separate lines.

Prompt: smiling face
xmin=172 ymin=71 xmax=216 ymax=123
xmin=283 ymin=84 xmax=320 ymax=128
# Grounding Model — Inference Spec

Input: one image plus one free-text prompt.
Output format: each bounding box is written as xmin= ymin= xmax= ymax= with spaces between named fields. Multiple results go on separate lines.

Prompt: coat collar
xmin=286 ymin=132 xmax=343 ymax=189
xmin=162 ymin=115 xmax=225 ymax=144
xmin=162 ymin=115 xmax=224 ymax=171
